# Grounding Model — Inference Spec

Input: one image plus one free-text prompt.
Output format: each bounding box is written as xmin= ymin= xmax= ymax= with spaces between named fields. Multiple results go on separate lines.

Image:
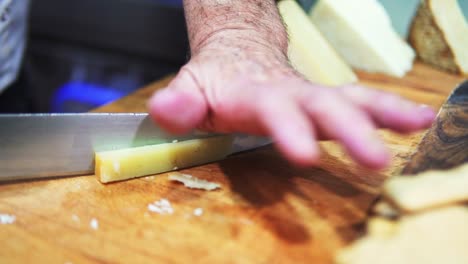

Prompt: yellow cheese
xmin=409 ymin=0 xmax=468 ymax=75
xmin=310 ymin=0 xmax=415 ymax=77
xmin=95 ymin=136 xmax=233 ymax=183
xmin=277 ymin=0 xmax=357 ymax=86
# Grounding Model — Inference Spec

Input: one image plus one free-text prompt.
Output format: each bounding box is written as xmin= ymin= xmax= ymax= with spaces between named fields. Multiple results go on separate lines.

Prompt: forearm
xmin=183 ymin=0 xmax=288 ymax=57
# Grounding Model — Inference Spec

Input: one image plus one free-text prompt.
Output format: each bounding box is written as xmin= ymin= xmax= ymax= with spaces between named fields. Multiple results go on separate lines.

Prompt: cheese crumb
xmin=90 ymin=218 xmax=99 ymax=230
xmin=168 ymin=172 xmax=221 ymax=191
xmin=172 ymin=139 xmax=179 ymax=143
xmin=193 ymin=208 xmax=203 ymax=216
xmin=148 ymin=198 xmax=174 ymax=215
xmin=0 ymin=214 xmax=15 ymax=224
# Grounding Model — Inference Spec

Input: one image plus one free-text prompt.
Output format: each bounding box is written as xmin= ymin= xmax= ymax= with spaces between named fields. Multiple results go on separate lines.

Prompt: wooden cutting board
xmin=0 ymin=62 xmax=465 ymax=263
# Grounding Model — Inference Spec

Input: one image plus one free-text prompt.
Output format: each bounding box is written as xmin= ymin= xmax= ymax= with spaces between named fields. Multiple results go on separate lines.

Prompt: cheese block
xmin=95 ymin=136 xmax=233 ymax=183
xmin=409 ymin=0 xmax=468 ymax=75
xmin=277 ymin=0 xmax=357 ymax=86
xmin=310 ymin=0 xmax=415 ymax=77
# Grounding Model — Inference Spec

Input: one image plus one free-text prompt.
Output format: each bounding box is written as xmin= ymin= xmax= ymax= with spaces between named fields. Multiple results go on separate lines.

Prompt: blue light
xmin=52 ymin=82 xmax=126 ymax=112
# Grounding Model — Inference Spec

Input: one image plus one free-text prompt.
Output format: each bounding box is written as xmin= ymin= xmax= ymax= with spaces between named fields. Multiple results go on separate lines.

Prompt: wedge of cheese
xmin=409 ymin=0 xmax=468 ymax=75
xmin=95 ymin=136 xmax=233 ymax=183
xmin=277 ymin=0 xmax=357 ymax=86
xmin=310 ymin=0 xmax=415 ymax=77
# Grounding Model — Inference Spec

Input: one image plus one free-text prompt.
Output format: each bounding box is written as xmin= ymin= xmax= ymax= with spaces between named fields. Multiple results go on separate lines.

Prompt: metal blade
xmin=0 ymin=113 xmax=270 ymax=181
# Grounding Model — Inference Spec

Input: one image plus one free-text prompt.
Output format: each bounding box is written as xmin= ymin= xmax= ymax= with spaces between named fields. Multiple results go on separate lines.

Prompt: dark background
xmin=6 ymin=0 xmax=188 ymax=113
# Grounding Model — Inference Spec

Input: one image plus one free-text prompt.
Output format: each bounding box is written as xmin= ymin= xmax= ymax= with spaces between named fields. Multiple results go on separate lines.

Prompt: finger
xmin=258 ymin=94 xmax=320 ymax=166
xmin=338 ymin=85 xmax=436 ymax=133
xmin=301 ymin=89 xmax=390 ymax=169
xmin=147 ymin=67 xmax=208 ymax=134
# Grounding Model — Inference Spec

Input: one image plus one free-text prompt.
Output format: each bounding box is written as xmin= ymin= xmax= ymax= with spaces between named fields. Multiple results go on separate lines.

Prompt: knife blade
xmin=0 ymin=113 xmax=271 ymax=181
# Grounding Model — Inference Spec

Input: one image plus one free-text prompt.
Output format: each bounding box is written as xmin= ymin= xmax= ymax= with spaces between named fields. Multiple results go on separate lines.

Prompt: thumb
xmin=147 ymin=68 xmax=208 ymax=134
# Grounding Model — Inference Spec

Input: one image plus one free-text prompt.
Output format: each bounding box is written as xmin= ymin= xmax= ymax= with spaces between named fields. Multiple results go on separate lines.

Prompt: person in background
xmin=0 ymin=0 xmax=30 ymax=112
xmin=0 ymin=0 xmax=435 ymax=169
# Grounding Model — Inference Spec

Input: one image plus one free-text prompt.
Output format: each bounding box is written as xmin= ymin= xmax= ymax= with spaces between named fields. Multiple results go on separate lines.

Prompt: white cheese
xmin=278 ymin=0 xmax=357 ymax=86
xmin=409 ymin=0 xmax=468 ymax=75
xmin=310 ymin=0 xmax=415 ymax=77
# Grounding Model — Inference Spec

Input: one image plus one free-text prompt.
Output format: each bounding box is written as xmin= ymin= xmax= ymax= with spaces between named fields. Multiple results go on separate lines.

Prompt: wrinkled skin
xmin=148 ymin=1 xmax=435 ymax=169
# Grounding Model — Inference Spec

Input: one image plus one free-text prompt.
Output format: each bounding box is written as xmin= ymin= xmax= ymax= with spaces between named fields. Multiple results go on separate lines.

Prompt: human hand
xmin=147 ymin=38 xmax=435 ymax=169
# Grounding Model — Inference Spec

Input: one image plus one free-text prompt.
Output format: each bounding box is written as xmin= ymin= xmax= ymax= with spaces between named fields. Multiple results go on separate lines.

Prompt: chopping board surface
xmin=0 ymin=63 xmax=465 ymax=263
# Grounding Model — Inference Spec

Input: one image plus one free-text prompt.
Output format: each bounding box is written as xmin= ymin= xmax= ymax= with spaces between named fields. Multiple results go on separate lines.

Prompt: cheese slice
xmin=383 ymin=163 xmax=468 ymax=212
xmin=310 ymin=0 xmax=415 ymax=77
xmin=277 ymin=0 xmax=357 ymax=86
xmin=409 ymin=0 xmax=468 ymax=75
xmin=336 ymin=206 xmax=468 ymax=264
xmin=95 ymin=136 xmax=233 ymax=183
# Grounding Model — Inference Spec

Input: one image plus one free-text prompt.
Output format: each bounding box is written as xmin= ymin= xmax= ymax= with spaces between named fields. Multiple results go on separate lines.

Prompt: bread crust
xmin=409 ymin=0 xmax=460 ymax=73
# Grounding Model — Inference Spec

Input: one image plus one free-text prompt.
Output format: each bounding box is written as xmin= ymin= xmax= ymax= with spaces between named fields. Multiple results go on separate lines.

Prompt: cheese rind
xmin=278 ymin=0 xmax=357 ymax=86
xmin=95 ymin=136 xmax=233 ymax=183
xmin=409 ymin=0 xmax=468 ymax=75
xmin=310 ymin=0 xmax=415 ymax=77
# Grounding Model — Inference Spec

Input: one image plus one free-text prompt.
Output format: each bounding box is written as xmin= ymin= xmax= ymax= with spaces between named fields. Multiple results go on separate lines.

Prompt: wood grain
xmin=402 ymin=80 xmax=468 ymax=174
xmin=0 ymin=62 xmax=465 ymax=264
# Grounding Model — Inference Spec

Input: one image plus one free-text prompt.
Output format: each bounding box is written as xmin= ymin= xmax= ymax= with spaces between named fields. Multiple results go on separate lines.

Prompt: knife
xmin=0 ymin=113 xmax=271 ymax=182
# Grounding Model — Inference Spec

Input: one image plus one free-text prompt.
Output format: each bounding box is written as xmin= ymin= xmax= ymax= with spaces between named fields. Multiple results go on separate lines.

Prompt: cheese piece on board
xmin=277 ymin=0 xmax=357 ymax=86
xmin=168 ymin=172 xmax=221 ymax=191
xmin=310 ymin=0 xmax=415 ymax=77
xmin=95 ymin=136 xmax=233 ymax=183
xmin=336 ymin=206 xmax=468 ymax=264
xmin=383 ymin=163 xmax=468 ymax=212
xmin=409 ymin=0 xmax=468 ymax=75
